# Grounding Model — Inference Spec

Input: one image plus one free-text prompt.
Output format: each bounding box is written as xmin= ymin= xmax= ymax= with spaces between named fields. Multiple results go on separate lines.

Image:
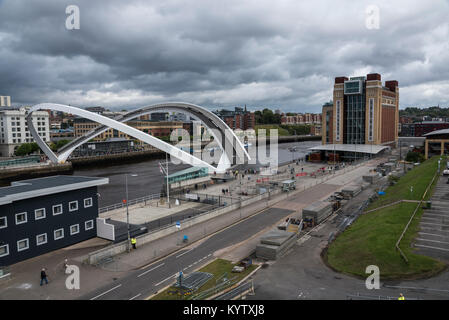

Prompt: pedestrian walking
xmin=40 ymin=268 xmax=49 ymax=286
xmin=131 ymin=237 xmax=137 ymax=249
xmin=398 ymin=293 xmax=405 ymax=300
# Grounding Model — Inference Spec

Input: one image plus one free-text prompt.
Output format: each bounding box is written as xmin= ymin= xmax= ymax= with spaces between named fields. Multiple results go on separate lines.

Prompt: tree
xmin=50 ymin=139 xmax=71 ymax=151
xmin=405 ymin=151 xmax=425 ymax=163
xmin=15 ymin=143 xmax=39 ymax=156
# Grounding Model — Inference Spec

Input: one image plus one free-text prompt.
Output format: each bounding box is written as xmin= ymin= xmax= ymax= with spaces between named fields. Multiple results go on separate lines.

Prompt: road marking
xmin=416 ymin=238 xmax=449 ymax=245
xmin=176 ymin=248 xmax=194 ymax=258
xmin=415 ymin=244 xmax=449 ymax=252
xmin=419 ymin=232 xmax=449 ymax=238
xmin=137 ymin=263 xmax=165 ymax=278
xmin=312 ymin=224 xmax=325 ymax=232
xmin=90 ymin=284 xmax=122 ymax=300
xmin=297 ymin=234 xmax=311 ymax=245
xmin=129 ymin=293 xmax=142 ymax=300
xmin=154 ymin=273 xmax=177 ymax=287
xmin=420 ymin=222 xmax=449 ymax=227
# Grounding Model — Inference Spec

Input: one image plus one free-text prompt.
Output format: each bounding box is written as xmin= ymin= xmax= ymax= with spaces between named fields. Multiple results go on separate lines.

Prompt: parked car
xmin=443 ymin=169 xmax=449 ymax=175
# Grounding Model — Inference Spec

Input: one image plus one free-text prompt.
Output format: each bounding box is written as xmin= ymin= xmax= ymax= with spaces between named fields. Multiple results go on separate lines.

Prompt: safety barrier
xmin=99 ymin=193 xmax=162 ymax=214
xmin=395 ymin=161 xmax=441 ymax=263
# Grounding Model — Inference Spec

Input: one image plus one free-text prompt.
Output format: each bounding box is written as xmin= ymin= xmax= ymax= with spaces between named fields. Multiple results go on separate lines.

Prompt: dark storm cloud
xmin=0 ymin=0 xmax=448 ymax=111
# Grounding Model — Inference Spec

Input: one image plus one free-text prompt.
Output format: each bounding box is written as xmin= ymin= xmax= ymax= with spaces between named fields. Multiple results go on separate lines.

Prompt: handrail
xmin=99 ymin=193 xmax=163 ymax=214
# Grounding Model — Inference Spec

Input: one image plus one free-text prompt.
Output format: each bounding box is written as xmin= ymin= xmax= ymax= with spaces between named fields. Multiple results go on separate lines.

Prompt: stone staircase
xmin=414 ymin=176 xmax=449 ymax=261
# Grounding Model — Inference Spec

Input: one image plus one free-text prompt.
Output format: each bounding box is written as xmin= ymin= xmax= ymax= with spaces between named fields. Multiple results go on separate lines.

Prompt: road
xmin=81 ymin=158 xmax=379 ymax=300
xmin=80 ymin=206 xmax=294 ymax=300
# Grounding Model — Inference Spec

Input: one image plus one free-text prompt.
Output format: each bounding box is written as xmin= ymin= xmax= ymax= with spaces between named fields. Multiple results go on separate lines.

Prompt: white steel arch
xmin=26 ymin=103 xmax=250 ymax=173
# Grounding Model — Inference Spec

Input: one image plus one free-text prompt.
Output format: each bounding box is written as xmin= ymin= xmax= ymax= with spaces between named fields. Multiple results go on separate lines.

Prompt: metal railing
xmin=346 ymin=293 xmax=420 ymax=300
xmin=99 ymin=193 xmax=162 ymax=214
xmin=395 ymin=163 xmax=441 ymax=263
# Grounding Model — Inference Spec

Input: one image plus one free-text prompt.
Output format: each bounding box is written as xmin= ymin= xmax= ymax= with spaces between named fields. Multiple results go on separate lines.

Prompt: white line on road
xmin=176 ymin=248 xmax=194 ymax=258
xmin=416 ymin=238 xmax=449 ymax=245
xmin=90 ymin=284 xmax=122 ymax=300
xmin=419 ymin=232 xmax=449 ymax=238
xmin=137 ymin=263 xmax=165 ymax=278
xmin=421 ymin=222 xmax=449 ymax=227
xmin=154 ymin=273 xmax=177 ymax=287
xmin=129 ymin=293 xmax=142 ymax=300
xmin=415 ymin=244 xmax=449 ymax=252
xmin=297 ymin=234 xmax=311 ymax=245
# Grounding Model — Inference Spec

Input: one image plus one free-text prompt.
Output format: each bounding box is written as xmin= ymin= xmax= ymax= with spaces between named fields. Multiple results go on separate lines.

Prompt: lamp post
xmin=159 ymin=153 xmax=170 ymax=208
xmin=125 ymin=173 xmax=138 ymax=253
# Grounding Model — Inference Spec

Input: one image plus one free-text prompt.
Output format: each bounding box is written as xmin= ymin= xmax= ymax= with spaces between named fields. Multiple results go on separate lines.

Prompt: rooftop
xmin=167 ymin=166 xmax=208 ymax=179
xmin=309 ymin=144 xmax=390 ymax=154
xmin=423 ymin=129 xmax=449 ymax=137
xmin=0 ymin=175 xmax=109 ymax=205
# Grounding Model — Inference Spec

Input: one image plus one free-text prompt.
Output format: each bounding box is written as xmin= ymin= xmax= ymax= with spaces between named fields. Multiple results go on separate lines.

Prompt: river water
xmin=73 ymin=140 xmax=321 ymax=207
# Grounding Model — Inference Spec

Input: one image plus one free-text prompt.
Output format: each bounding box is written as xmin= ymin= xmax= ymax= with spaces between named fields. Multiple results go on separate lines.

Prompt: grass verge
xmin=151 ymin=259 xmax=257 ymax=300
xmin=325 ymin=156 xmax=447 ymax=280
xmin=367 ymin=156 xmax=442 ymax=210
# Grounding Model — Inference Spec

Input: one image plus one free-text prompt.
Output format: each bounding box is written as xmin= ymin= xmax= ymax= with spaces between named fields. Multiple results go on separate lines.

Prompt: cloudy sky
xmin=0 ymin=0 xmax=448 ymax=113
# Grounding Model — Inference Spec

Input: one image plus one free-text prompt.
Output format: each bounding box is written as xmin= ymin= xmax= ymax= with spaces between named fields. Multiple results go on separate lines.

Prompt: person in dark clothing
xmin=40 ymin=268 xmax=49 ymax=286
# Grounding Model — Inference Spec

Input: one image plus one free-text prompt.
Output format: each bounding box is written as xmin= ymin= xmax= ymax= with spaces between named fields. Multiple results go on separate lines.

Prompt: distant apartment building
xmin=0 ymin=106 xmax=50 ymax=157
xmin=310 ymin=124 xmax=322 ymax=136
xmin=321 ymin=73 xmax=399 ymax=147
xmin=281 ymin=113 xmax=322 ymax=125
xmin=151 ymin=112 xmax=168 ymax=122
xmin=322 ymin=102 xmax=334 ymax=144
xmin=73 ymin=118 xmax=184 ymax=144
xmin=0 ymin=96 xmax=11 ymax=107
xmin=400 ymin=121 xmax=449 ymax=137
xmin=214 ymin=107 xmax=255 ymax=130
xmin=169 ymin=112 xmax=189 ymax=122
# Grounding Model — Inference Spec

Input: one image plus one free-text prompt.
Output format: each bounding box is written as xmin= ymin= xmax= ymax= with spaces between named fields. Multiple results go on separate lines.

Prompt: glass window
xmin=15 ymin=212 xmax=27 ymax=225
xmin=54 ymin=228 xmax=64 ymax=240
xmin=35 ymin=208 xmax=46 ymax=220
xmin=70 ymin=224 xmax=80 ymax=235
xmin=36 ymin=233 xmax=47 ymax=246
xmin=17 ymin=239 xmax=29 ymax=252
xmin=85 ymin=220 xmax=94 ymax=230
xmin=0 ymin=216 xmax=7 ymax=229
xmin=69 ymin=201 xmax=78 ymax=212
xmin=53 ymin=204 xmax=63 ymax=215
xmin=0 ymin=244 xmax=9 ymax=257
xmin=84 ymin=198 xmax=93 ymax=208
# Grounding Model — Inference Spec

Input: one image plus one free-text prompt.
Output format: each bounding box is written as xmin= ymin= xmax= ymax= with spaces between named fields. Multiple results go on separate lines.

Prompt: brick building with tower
xmin=322 ymin=73 xmax=399 ymax=147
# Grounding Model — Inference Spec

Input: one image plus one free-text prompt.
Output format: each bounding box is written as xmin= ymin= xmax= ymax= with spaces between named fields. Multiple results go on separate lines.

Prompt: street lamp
xmin=159 ymin=153 xmax=170 ymax=208
xmin=125 ymin=173 xmax=138 ymax=253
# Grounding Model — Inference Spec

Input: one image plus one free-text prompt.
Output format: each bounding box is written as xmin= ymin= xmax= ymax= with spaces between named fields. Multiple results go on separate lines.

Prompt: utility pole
xmin=125 ymin=173 xmax=138 ymax=253
xmin=159 ymin=154 xmax=170 ymax=208
xmin=166 ymin=153 xmax=170 ymax=208
xmin=125 ymin=174 xmax=130 ymax=253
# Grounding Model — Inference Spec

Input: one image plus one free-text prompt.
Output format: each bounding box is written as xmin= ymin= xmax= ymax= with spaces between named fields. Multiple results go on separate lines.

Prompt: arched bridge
xmin=26 ymin=102 xmax=250 ymax=173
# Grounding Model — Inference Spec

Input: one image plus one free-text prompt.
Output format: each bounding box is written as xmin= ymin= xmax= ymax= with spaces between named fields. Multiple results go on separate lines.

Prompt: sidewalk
xmin=0 ymin=158 xmax=383 ymax=300
xmin=99 ymin=161 xmax=326 ymax=226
